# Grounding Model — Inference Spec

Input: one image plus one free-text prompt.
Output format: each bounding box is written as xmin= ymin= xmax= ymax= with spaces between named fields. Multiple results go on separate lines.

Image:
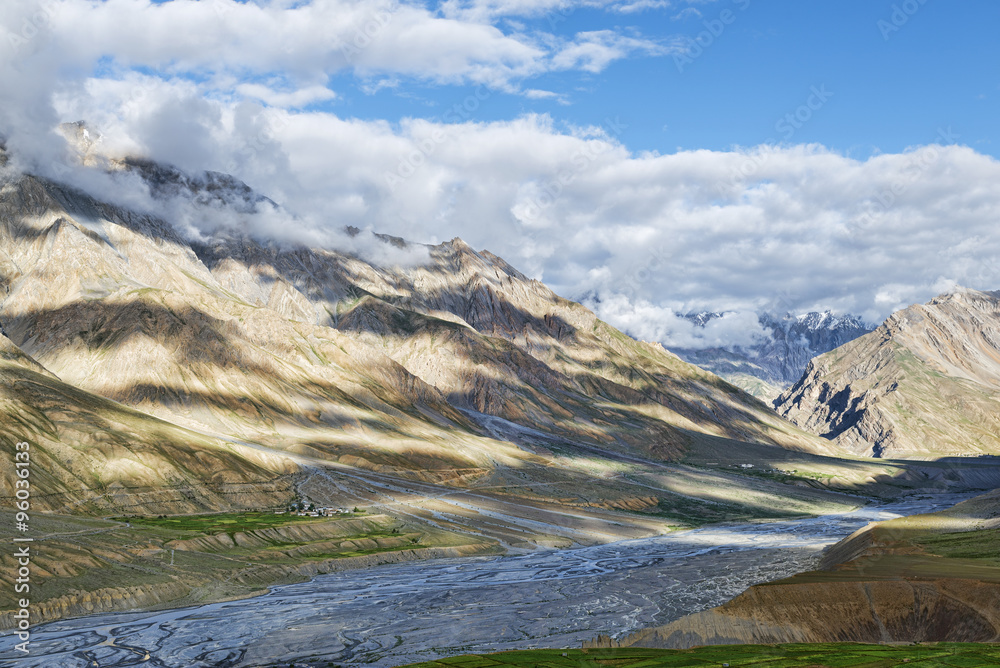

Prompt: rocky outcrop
xmin=774 ymin=288 xmax=1000 ymax=457
xmin=3 ymin=582 xmax=194 ymax=630
xmin=163 ymin=515 xmax=394 ymax=552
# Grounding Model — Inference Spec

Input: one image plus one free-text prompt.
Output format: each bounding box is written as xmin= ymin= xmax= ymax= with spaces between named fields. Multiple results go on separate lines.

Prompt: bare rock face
xmin=774 ymin=288 xmax=1000 ymax=458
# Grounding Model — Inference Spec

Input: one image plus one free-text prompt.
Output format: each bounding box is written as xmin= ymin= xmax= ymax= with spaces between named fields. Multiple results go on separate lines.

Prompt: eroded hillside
xmin=775 ymin=288 xmax=1000 ymax=458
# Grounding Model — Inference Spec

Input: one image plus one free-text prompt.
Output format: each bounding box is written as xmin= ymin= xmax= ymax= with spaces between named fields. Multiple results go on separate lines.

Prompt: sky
xmin=1 ymin=0 xmax=999 ymax=348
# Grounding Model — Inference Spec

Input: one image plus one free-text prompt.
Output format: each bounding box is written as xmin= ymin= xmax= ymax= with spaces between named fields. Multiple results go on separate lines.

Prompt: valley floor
xmin=0 ymin=495 xmax=969 ymax=667
xmin=1 ymin=435 xmax=912 ymax=630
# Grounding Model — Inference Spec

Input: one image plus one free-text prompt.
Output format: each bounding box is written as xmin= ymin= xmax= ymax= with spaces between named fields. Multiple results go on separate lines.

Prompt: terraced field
xmin=115 ymin=510 xmax=368 ymax=534
xmin=0 ymin=509 xmax=498 ymax=630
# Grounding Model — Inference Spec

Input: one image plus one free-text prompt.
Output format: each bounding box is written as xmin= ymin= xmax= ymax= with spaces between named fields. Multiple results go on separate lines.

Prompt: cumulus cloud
xmin=31 ymin=0 xmax=540 ymax=87
xmin=551 ymin=31 xmax=671 ymax=72
xmin=0 ymin=0 xmax=673 ymax=170
xmin=3 ymin=0 xmax=670 ymax=96
xmin=251 ymin=117 xmax=1000 ymax=339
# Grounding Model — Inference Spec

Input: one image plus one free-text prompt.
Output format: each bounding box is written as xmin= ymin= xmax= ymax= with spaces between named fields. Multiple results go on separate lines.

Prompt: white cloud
xmin=3 ymin=0 xmax=668 ymax=96
xmin=522 ymin=88 xmax=564 ymax=101
xmin=671 ymin=7 xmax=701 ymax=20
xmin=582 ymin=294 xmax=768 ymax=348
xmin=613 ymin=0 xmax=673 ymax=14
xmin=552 ymin=31 xmax=670 ymax=72
xmin=236 ymin=83 xmax=337 ymax=109
xmin=243 ymin=115 xmax=999 ymax=340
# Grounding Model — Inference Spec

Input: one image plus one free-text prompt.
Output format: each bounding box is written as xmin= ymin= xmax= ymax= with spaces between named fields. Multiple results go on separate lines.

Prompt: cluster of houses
xmin=275 ymin=507 xmax=356 ymax=517
xmin=728 ymin=463 xmax=787 ymax=474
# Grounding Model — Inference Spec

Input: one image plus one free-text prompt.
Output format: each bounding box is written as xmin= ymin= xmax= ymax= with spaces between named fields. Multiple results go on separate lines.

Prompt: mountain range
xmin=1 ymin=138 xmax=999 ymax=632
xmin=673 ymin=311 xmax=873 ymax=400
xmin=0 ymin=156 xmax=839 ymax=516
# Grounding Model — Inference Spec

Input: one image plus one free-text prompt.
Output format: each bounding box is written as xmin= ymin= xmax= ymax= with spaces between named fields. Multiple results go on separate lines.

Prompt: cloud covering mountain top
xmin=2 ymin=0 xmax=999 ymax=350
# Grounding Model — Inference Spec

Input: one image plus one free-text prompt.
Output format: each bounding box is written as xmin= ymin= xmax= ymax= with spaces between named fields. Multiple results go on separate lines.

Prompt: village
xmin=274 ymin=505 xmax=361 ymax=518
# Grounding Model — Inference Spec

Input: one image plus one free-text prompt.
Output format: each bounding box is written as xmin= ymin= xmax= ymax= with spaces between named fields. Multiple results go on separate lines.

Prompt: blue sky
xmin=2 ymin=0 xmax=999 ymax=347
xmin=326 ymin=0 xmax=999 ymax=158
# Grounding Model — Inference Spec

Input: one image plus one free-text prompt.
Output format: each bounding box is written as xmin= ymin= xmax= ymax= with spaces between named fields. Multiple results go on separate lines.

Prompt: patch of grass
xmin=391 ymin=643 xmax=1000 ymax=668
xmin=112 ymin=511 xmax=359 ymax=535
xmin=637 ymin=494 xmax=805 ymax=528
xmin=916 ymin=528 xmax=1000 ymax=563
xmin=307 ymin=544 xmax=427 ymax=559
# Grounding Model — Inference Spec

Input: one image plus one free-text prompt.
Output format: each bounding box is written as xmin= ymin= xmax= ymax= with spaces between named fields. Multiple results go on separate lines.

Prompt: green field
xmin=392 ymin=644 xmax=1000 ymax=668
xmin=918 ymin=527 xmax=1000 ymax=564
xmin=113 ymin=510 xmax=364 ymax=535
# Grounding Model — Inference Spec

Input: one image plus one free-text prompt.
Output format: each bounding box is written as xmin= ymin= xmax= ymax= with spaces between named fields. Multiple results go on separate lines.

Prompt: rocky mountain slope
xmin=0 ymin=152 xmax=849 ymax=517
xmin=674 ymin=311 xmax=872 ymax=400
xmin=603 ymin=489 xmax=1000 ymax=648
xmin=774 ymin=288 xmax=1000 ymax=458
xmin=0 ymin=332 xmax=297 ymax=515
